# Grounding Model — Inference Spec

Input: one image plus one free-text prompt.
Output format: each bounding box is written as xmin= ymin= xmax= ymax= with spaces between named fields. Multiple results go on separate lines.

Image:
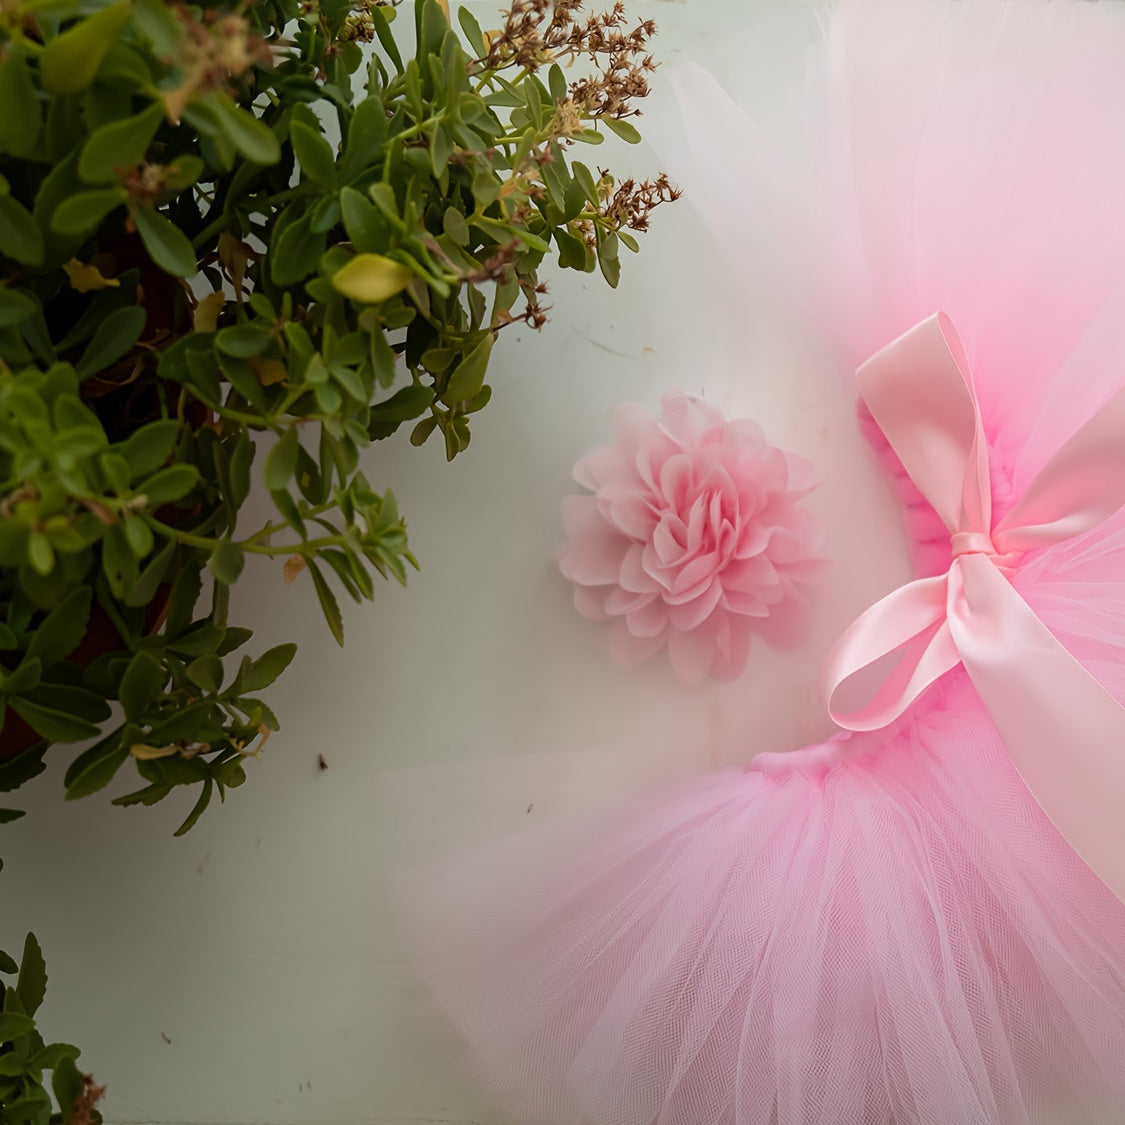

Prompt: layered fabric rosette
xmin=558 ymin=391 xmax=823 ymax=683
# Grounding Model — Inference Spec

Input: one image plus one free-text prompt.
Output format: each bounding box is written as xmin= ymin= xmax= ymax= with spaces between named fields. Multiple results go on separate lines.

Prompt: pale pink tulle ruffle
xmin=387 ymin=2 xmax=1125 ymax=1122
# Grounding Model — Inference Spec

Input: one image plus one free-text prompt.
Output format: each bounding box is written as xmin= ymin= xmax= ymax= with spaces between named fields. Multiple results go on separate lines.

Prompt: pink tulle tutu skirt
xmin=386 ymin=2 xmax=1125 ymax=1122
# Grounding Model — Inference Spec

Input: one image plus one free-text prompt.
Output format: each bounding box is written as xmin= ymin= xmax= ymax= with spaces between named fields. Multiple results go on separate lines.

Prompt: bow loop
xmin=824 ymin=313 xmax=1125 ymax=903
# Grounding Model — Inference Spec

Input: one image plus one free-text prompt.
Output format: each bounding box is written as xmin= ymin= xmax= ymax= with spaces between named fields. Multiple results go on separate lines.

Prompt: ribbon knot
xmin=822 ymin=313 xmax=1125 ymax=903
xmin=950 ymin=531 xmax=999 ymax=559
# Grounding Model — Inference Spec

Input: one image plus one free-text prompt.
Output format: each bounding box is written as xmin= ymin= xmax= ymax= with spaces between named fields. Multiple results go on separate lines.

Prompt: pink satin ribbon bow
xmin=823 ymin=312 xmax=1125 ymax=902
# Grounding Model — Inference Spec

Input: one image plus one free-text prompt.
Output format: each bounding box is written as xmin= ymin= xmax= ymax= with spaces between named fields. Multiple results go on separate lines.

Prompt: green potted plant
xmin=0 ymin=0 xmax=675 ymax=1113
xmin=0 ymin=932 xmax=102 ymax=1125
xmin=0 ymin=0 xmax=675 ymax=817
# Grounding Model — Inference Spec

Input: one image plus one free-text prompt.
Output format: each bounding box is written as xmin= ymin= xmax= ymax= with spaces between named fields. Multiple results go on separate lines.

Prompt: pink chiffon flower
xmin=559 ymin=391 xmax=825 ymax=683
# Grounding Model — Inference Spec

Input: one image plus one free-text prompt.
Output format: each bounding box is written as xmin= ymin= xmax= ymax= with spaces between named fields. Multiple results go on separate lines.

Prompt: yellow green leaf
xmin=331 ymin=253 xmax=413 ymax=304
xmin=129 ymin=743 xmax=178 ymax=760
xmin=62 ymin=258 xmax=120 ymax=292
xmin=192 ymin=291 xmax=225 ymax=332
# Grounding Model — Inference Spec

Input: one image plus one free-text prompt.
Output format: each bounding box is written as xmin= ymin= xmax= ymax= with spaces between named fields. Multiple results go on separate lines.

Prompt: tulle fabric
xmin=386 ymin=2 xmax=1125 ymax=1122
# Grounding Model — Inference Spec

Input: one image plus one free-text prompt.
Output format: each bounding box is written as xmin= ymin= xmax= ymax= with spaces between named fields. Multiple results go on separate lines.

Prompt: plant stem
xmin=144 ymin=516 xmax=347 ymax=558
xmin=397 ymin=113 xmax=446 ymax=144
xmin=192 ymin=186 xmax=306 ymax=250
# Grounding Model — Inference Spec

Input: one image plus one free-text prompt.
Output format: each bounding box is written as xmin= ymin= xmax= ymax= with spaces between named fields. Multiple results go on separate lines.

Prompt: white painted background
xmin=0 ymin=4 xmax=920 ymax=1123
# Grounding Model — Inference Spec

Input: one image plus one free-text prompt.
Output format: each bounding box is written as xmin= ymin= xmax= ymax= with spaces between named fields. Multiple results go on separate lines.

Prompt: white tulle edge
xmin=641 ymin=0 xmax=1125 ymax=488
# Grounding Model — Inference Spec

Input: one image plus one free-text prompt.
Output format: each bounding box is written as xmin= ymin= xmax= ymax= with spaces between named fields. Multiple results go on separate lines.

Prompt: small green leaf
xmin=163 ymin=154 xmax=205 ymax=192
xmin=118 ymin=652 xmax=165 ymax=720
xmin=131 ymin=204 xmax=197 ymax=278
xmin=0 ymin=54 xmax=41 ymax=157
xmin=229 ymin=431 xmax=253 ymax=508
xmin=409 ymin=415 xmax=437 ymax=446
xmin=270 ymin=488 xmax=305 ymax=535
xmin=163 ymin=563 xmax=202 ymax=638
xmin=602 ymin=117 xmax=643 ymax=145
xmin=369 ymin=383 xmax=435 ymax=422
xmin=78 ymin=100 xmax=164 ymax=183
xmin=547 ymin=63 xmax=567 ymax=104
xmin=27 ymin=532 xmax=54 ymax=576
xmin=16 ymin=933 xmax=46 ymax=1018
xmin=596 ymin=227 xmax=621 ymax=288
xmin=207 ymin=539 xmax=244 ymax=585
xmin=51 ymin=186 xmax=129 ymax=235
xmin=290 ymin=120 xmax=337 ymax=190
xmin=125 ymin=537 xmax=175 ymax=607
xmin=555 ymin=228 xmax=589 ymax=271
xmin=123 ymin=514 xmax=154 ymax=558
xmin=217 ymin=627 xmax=254 ymax=656
xmin=101 ymin=521 xmax=138 ymax=599
xmin=186 ymin=654 xmax=223 ymax=694
xmin=138 ymin=463 xmax=200 ymax=506
xmin=0 ymin=950 xmax=18 ymax=974
xmin=339 ymin=97 xmax=388 ymax=182
xmin=442 ymin=207 xmax=469 ymax=245
xmin=9 ymin=698 xmax=99 ymax=743
xmin=263 ymin=426 xmax=299 ymax=490
xmin=215 ymin=323 xmax=273 ymax=358
xmin=0 ymin=1052 xmax=25 ymax=1076
xmin=370 ymin=4 xmax=403 ymax=72
xmin=271 ymin=213 xmax=325 ymax=287
xmin=167 ymin=622 xmax=224 ymax=657
xmin=241 ymin=643 xmax=297 ymax=692
xmin=52 ymin=1053 xmax=84 ymax=1122
xmin=39 ymin=0 xmax=132 ymax=93
xmin=562 ymin=177 xmax=587 ymax=223
xmin=173 ymin=778 xmax=213 ymax=837
xmin=2 ymin=1095 xmax=52 ymax=1125
xmin=572 ymin=161 xmax=599 ymax=206
xmin=29 ymin=1042 xmax=80 ymax=1071
xmin=134 ymin=0 xmax=183 ymax=55
xmin=98 ymin=450 xmax=132 ymax=494
xmin=441 ymin=333 xmax=494 ymax=404
xmin=24 ymin=587 xmax=92 ymax=667
xmin=3 ymin=658 xmax=42 ymax=698
xmin=0 ymin=287 xmax=36 ymax=329
xmin=210 ymin=93 xmax=281 ymax=165
xmin=0 ymin=743 xmax=47 ymax=794
xmin=308 ymin=562 xmax=344 ymax=645
xmin=75 ymin=305 xmax=146 ymax=379
xmin=456 ymin=5 xmax=486 ymax=56
xmin=0 ymin=194 xmax=44 ymax=266
xmin=64 ymin=736 xmax=129 ymax=798
xmin=119 ymin=418 xmax=181 ymax=477
xmin=339 ymin=186 xmax=388 ymax=253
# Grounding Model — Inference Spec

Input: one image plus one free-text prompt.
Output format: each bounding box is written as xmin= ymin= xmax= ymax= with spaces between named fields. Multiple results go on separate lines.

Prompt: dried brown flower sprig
xmin=598 ymin=171 xmax=683 ymax=235
xmin=483 ymin=0 xmax=657 ymax=120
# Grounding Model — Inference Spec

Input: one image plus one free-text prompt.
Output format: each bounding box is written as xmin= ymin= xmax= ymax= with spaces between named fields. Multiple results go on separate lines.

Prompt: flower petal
xmin=625 ymin=597 xmax=671 ymax=637
xmin=668 ymin=579 xmax=724 ymax=631
xmin=558 ymin=497 xmax=631 ymax=585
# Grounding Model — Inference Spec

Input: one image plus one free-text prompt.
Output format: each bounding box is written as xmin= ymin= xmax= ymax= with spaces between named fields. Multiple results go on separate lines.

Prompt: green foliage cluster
xmin=0 ymin=0 xmax=671 ymax=1114
xmin=0 ymin=933 xmax=102 ymax=1124
xmin=0 ymin=0 xmax=668 ymax=816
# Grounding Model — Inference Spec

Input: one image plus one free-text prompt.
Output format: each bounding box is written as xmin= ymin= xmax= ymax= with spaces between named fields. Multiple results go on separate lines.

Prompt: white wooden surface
xmin=1 ymin=4 xmax=917 ymax=1122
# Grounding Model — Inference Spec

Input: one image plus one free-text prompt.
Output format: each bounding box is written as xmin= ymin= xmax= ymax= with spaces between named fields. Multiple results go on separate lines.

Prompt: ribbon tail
xmin=951 ymin=554 xmax=1125 ymax=902
xmin=824 ymin=573 xmax=961 ymax=730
